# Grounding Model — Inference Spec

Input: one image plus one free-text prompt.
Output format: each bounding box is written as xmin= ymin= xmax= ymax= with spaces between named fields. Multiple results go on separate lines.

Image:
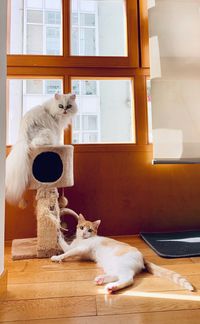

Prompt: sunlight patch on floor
xmin=120 ymin=290 xmax=200 ymax=301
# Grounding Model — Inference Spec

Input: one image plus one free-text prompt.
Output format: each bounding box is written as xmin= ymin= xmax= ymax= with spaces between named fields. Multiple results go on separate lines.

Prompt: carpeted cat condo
xmin=12 ymin=145 xmax=79 ymax=260
xmin=29 ymin=145 xmax=74 ymax=190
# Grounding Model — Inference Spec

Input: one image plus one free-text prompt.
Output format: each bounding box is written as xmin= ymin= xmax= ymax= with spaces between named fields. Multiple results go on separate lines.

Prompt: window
xmin=7 ymin=0 xmax=147 ymax=147
xmin=9 ymin=0 xmax=62 ymax=55
xmin=70 ymin=0 xmax=127 ymax=56
xmin=72 ymin=78 xmax=135 ymax=144
xmin=7 ymin=78 xmax=63 ymax=145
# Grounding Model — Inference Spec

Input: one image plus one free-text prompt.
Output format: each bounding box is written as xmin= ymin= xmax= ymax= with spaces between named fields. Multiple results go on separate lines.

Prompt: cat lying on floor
xmin=51 ymin=214 xmax=194 ymax=293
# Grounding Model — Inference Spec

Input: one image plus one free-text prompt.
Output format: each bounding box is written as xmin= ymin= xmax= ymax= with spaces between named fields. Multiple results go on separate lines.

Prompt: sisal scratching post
xmin=36 ymin=188 xmax=60 ymax=258
xmin=12 ymin=145 xmax=79 ymax=260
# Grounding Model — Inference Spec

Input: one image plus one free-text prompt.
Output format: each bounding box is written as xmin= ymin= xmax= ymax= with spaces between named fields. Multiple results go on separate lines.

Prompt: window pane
xmin=71 ymin=0 xmax=127 ymax=56
xmin=45 ymin=11 xmax=61 ymax=24
xmin=27 ymin=10 xmax=43 ymax=23
xmin=9 ymin=0 xmax=62 ymax=55
xmin=73 ymin=132 xmax=80 ymax=144
xmin=82 ymin=115 xmax=97 ymax=130
xmin=27 ymin=25 xmax=43 ymax=54
xmin=83 ymin=132 xmax=98 ymax=143
xmin=46 ymin=27 xmax=61 ymax=55
xmin=72 ymin=28 xmax=79 ymax=55
xmin=26 ymin=80 xmax=43 ymax=94
xmin=7 ymin=78 xmax=63 ymax=145
xmin=146 ymin=79 xmax=153 ymax=143
xmin=80 ymin=0 xmax=96 ymax=12
xmin=27 ymin=0 xmax=43 ymax=9
xmin=45 ymin=80 xmax=62 ymax=94
xmin=72 ymin=79 xmax=135 ymax=144
xmin=45 ymin=0 xmax=61 ymax=10
xmin=74 ymin=116 xmax=80 ymax=130
xmin=72 ymin=80 xmax=80 ymax=95
xmin=72 ymin=13 xmax=78 ymax=25
xmin=80 ymin=13 xmax=95 ymax=26
xmin=82 ymin=80 xmax=97 ymax=95
xmin=80 ymin=28 xmax=96 ymax=55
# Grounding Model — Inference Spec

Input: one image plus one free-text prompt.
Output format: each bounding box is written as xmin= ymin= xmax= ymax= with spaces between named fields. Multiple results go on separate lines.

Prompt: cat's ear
xmin=70 ymin=94 xmax=76 ymax=100
xmin=93 ymin=220 xmax=101 ymax=230
xmin=55 ymin=93 xmax=61 ymax=100
xmin=78 ymin=213 xmax=85 ymax=222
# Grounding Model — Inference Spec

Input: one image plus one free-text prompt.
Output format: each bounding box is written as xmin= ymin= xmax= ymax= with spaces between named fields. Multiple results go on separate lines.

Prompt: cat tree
xmin=12 ymin=145 xmax=79 ymax=260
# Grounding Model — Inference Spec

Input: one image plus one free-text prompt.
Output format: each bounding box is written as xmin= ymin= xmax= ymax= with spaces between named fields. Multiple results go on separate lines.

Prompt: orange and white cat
xmin=51 ymin=214 xmax=194 ymax=293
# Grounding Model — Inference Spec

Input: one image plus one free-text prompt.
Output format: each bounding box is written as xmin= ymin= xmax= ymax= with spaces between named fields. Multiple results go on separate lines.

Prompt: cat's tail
xmin=144 ymin=259 xmax=195 ymax=291
xmin=6 ymin=139 xmax=30 ymax=205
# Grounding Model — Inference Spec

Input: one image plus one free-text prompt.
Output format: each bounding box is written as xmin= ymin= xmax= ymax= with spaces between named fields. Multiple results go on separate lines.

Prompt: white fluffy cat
xmin=6 ymin=93 xmax=77 ymax=205
xmin=51 ymin=214 xmax=194 ymax=293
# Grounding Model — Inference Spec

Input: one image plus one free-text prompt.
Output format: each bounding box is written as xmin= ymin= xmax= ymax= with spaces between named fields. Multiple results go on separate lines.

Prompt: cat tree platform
xmin=12 ymin=145 xmax=78 ymax=260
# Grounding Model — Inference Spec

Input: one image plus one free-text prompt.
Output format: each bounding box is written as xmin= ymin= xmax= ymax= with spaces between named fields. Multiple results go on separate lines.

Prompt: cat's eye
xmin=88 ymin=229 xmax=93 ymax=233
xmin=59 ymin=104 xmax=64 ymax=109
xmin=67 ymin=104 xmax=72 ymax=109
xmin=80 ymin=226 xmax=84 ymax=230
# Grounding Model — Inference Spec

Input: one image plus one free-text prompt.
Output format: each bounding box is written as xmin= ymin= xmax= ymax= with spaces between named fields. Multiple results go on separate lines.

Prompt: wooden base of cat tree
xmin=11 ymin=145 xmax=79 ymax=260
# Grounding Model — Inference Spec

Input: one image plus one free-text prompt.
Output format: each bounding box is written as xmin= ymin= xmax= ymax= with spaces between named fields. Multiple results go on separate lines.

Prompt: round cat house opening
xmin=32 ymin=151 xmax=63 ymax=183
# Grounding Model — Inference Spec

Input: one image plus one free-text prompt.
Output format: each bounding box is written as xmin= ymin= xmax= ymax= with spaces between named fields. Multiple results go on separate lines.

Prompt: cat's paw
xmin=105 ymin=283 xmax=118 ymax=294
xmin=95 ymin=274 xmax=118 ymax=285
xmin=51 ymin=255 xmax=63 ymax=262
xmin=95 ymin=275 xmax=105 ymax=285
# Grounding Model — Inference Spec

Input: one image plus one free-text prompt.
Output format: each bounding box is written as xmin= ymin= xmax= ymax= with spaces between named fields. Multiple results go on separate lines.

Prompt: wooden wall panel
xmin=6 ymin=148 xmax=200 ymax=240
xmin=5 ymin=192 xmax=37 ymax=240
xmin=68 ymin=149 xmax=200 ymax=236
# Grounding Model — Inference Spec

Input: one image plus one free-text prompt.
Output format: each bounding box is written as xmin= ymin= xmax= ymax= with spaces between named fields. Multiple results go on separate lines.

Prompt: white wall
xmin=0 ymin=0 xmax=7 ymax=275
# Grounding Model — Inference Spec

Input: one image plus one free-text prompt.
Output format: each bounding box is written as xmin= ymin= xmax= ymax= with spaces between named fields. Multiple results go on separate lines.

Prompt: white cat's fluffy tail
xmin=6 ymin=140 xmax=30 ymax=205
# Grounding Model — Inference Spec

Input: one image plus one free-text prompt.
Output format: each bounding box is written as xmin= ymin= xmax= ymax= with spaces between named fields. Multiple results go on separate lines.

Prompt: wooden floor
xmin=1 ymin=236 xmax=200 ymax=323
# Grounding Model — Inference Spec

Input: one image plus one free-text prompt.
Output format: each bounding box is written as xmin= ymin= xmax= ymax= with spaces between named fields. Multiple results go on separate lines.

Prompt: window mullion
xmin=63 ymin=0 xmax=70 ymax=57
